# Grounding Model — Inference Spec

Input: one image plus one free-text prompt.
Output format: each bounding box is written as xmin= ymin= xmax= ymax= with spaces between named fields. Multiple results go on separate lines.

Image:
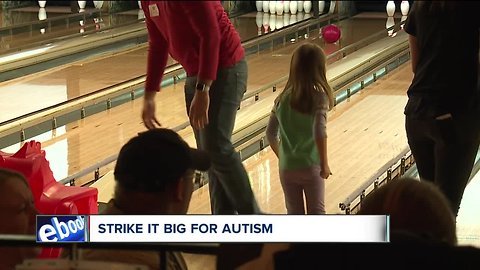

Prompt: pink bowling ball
xmin=322 ymin=24 xmax=341 ymax=43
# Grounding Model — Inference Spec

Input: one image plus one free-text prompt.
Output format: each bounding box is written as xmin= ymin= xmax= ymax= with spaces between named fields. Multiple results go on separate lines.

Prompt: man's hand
xmin=189 ymin=91 xmax=210 ymax=130
xmin=142 ymin=97 xmax=161 ymax=130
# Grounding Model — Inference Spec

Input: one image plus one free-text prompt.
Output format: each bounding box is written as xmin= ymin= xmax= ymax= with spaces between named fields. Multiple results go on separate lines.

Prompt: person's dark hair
xmin=114 ymin=128 xmax=210 ymax=192
xmin=0 ymin=168 xmax=28 ymax=186
xmin=357 ymin=177 xmax=457 ymax=245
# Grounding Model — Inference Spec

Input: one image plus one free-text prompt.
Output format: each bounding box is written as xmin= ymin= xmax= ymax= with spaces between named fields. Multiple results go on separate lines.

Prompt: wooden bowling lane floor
xmin=97 ymin=67 xmax=479 ymax=269
xmin=456 ymin=170 xmax=480 ymax=247
xmin=185 ymin=62 xmax=412 ymax=216
xmin=181 ymin=62 xmax=480 ymax=268
xmin=94 ymin=63 xmax=414 ymax=270
xmin=0 ymin=9 xmax=278 ymax=57
xmin=0 ymin=44 xmax=151 ymax=123
xmin=1 ymin=22 xmax=406 ymax=189
xmin=0 ymin=12 xmax=391 ymax=123
xmin=93 ymin=57 xmax=415 ymax=213
xmin=0 ymin=7 xmax=140 ymax=54
xmin=92 ymin=61 xmax=413 ymax=230
xmin=182 ymin=131 xmax=480 ymax=270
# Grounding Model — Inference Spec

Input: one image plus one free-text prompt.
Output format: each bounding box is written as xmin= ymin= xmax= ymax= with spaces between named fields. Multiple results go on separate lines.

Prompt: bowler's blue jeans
xmin=185 ymin=58 xmax=260 ymax=214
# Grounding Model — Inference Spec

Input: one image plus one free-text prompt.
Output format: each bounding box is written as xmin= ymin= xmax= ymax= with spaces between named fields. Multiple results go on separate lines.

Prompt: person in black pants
xmin=403 ymin=1 xmax=480 ymax=216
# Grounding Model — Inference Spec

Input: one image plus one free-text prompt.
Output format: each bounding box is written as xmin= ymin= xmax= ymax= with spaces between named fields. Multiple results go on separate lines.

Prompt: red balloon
xmin=322 ymin=24 xmax=341 ymax=43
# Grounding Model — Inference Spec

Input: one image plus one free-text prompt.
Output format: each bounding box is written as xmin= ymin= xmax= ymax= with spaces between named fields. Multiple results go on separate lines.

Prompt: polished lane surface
xmin=186 ymin=60 xmax=480 ymax=246
xmin=0 ymin=12 xmax=392 ymax=124
xmin=0 ymin=6 xmax=139 ymax=54
xmin=0 ymin=10 xmax=309 ymax=122
xmin=1 ymin=13 xmax=399 ymax=185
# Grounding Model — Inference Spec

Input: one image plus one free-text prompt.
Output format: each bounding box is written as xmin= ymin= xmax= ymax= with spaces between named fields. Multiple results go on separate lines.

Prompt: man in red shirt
xmin=140 ymin=1 xmax=260 ymax=214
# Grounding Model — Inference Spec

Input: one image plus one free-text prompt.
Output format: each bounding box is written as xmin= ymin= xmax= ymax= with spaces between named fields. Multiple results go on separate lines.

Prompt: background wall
xmin=222 ymin=1 xmax=255 ymax=17
xmin=354 ymin=1 xmax=413 ymax=13
xmin=0 ymin=0 xmax=31 ymax=10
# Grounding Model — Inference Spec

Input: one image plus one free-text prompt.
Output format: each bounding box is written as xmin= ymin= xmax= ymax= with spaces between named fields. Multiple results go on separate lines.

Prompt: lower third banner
xmin=87 ymin=215 xmax=389 ymax=243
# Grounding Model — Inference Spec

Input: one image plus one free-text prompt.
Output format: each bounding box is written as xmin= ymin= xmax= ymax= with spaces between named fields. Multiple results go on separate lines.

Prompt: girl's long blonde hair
xmin=281 ymin=42 xmax=334 ymax=114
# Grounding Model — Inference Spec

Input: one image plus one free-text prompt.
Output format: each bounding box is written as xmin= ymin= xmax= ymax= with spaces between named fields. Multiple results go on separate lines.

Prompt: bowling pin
xmin=93 ymin=1 xmax=104 ymax=9
xmin=263 ymin=12 xmax=270 ymax=33
xmin=78 ymin=1 xmax=86 ymax=9
xmin=138 ymin=9 xmax=145 ymax=20
xmin=276 ymin=1 xmax=284 ymax=15
xmin=386 ymin=16 xmax=395 ymax=36
xmin=269 ymin=1 xmax=276 ymax=14
xmin=284 ymin=1 xmax=290 ymax=13
xmin=297 ymin=12 xmax=304 ymax=21
xmin=263 ymin=1 xmax=270 ymax=13
xmin=283 ymin=12 xmax=290 ymax=26
xmin=400 ymin=1 xmax=410 ymax=16
xmin=289 ymin=1 xmax=297 ymax=14
xmin=386 ymin=1 xmax=395 ymax=17
xmin=93 ymin=17 xmax=100 ymax=30
xmin=290 ymin=13 xmax=297 ymax=25
xmin=297 ymin=1 xmax=304 ymax=13
xmin=276 ymin=15 xmax=284 ymax=29
xmin=269 ymin=14 xmax=276 ymax=31
xmin=79 ymin=20 xmax=85 ymax=34
xmin=38 ymin=7 xmax=47 ymax=34
xmin=304 ymin=1 xmax=312 ymax=13
xmin=38 ymin=7 xmax=47 ymax=20
xmin=400 ymin=15 xmax=407 ymax=29
xmin=256 ymin=1 xmax=263 ymax=12
xmin=38 ymin=1 xmax=46 ymax=8
xmin=256 ymin=12 xmax=263 ymax=35
xmin=329 ymin=1 xmax=336 ymax=13
xmin=318 ymin=1 xmax=325 ymax=14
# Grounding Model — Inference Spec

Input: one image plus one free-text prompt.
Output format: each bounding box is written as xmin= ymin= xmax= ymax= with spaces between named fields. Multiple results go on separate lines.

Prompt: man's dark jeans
xmin=185 ymin=58 xmax=260 ymax=215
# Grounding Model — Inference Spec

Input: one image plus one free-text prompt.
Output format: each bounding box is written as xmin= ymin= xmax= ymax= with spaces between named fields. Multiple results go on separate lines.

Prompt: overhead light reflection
xmin=0 ymin=45 xmax=56 ymax=65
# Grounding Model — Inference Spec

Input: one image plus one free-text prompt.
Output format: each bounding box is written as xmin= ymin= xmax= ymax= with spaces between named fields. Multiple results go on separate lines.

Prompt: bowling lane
xmin=90 ymin=60 xmax=412 ymax=215
xmin=407 ymin=157 xmax=480 ymax=248
xmin=0 ymin=9 xmax=264 ymax=85
xmin=455 ymin=167 xmax=480 ymax=247
xmin=186 ymin=62 xmax=411 ymax=215
xmin=0 ymin=7 xmax=314 ymax=56
xmin=188 ymin=61 xmax=480 ymax=248
xmin=0 ymin=6 xmax=72 ymax=28
xmin=0 ymin=9 xmax=307 ymax=82
xmin=0 ymin=13 xmax=401 ymax=184
xmin=0 ymin=10 xmax=313 ymax=123
xmin=0 ymin=12 xmax=392 ymax=124
xmin=0 ymin=6 xmax=140 ymax=54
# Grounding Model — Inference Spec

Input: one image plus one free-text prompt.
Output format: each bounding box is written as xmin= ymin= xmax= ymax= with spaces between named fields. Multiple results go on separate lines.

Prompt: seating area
xmin=0 ymin=140 xmax=98 ymax=216
xmin=0 ymin=140 xmax=98 ymax=258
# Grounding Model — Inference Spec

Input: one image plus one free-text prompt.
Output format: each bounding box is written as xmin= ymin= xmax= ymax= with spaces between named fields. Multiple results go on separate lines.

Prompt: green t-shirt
xmin=274 ymin=91 xmax=327 ymax=170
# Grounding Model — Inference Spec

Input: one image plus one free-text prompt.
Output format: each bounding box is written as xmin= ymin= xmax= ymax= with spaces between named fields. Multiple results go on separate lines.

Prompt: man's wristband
xmin=195 ymin=83 xmax=210 ymax=92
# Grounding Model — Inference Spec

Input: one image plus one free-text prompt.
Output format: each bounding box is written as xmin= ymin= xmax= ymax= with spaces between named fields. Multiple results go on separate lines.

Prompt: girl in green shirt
xmin=266 ymin=43 xmax=334 ymax=214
